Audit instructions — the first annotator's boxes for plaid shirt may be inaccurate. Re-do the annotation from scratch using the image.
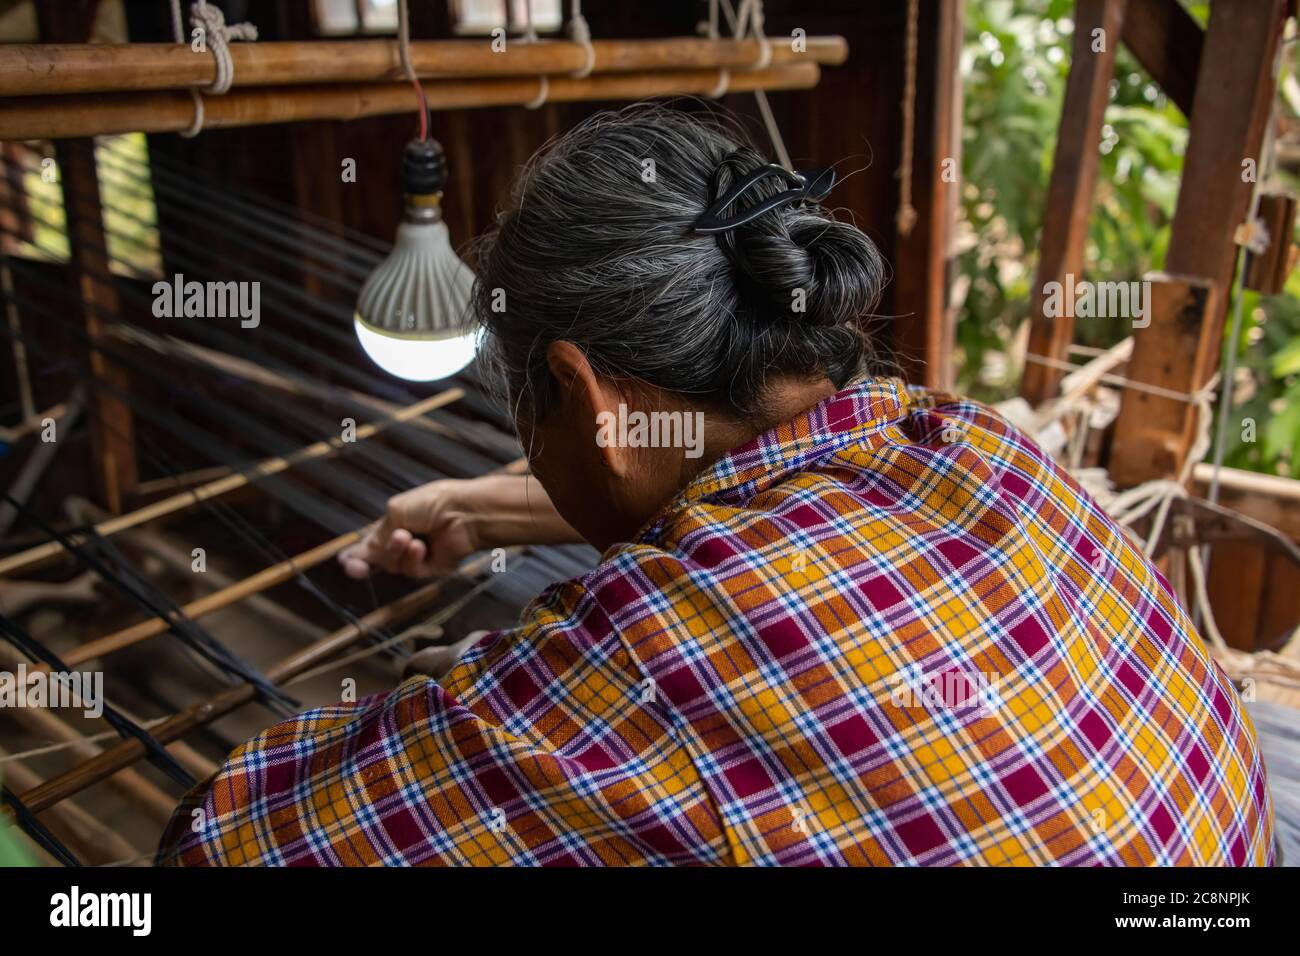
[158,379,1273,866]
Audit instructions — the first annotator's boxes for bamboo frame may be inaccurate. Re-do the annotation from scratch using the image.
[0,388,464,578]
[0,37,846,96]
[0,64,820,141]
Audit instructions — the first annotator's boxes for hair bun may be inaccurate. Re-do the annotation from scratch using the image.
[712,159,884,328]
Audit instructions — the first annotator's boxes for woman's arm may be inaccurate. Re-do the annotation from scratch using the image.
[338,473,582,580]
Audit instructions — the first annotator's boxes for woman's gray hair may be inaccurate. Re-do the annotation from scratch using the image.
[469,104,887,422]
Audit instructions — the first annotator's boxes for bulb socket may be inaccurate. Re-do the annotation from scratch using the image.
[401,138,447,196]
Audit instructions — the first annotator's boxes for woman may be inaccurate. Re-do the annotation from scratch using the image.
[159,107,1272,866]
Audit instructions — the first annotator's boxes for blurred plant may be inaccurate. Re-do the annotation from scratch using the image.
[0,779,34,866]
[958,0,1297,476]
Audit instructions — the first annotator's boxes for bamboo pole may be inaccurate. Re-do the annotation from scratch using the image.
[50,531,360,669]
[0,705,176,823]
[0,63,820,141]
[0,37,845,96]
[0,388,464,578]
[12,561,485,815]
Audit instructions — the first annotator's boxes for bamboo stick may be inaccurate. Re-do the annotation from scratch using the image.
[0,705,176,824]
[13,562,483,815]
[50,531,360,670]
[0,63,820,141]
[0,388,464,578]
[0,37,845,96]
[38,454,526,669]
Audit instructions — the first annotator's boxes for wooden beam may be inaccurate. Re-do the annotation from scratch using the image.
[1113,0,1288,485]
[1109,272,1217,487]
[1119,0,1202,117]
[0,37,848,96]
[0,64,821,140]
[1020,0,1128,405]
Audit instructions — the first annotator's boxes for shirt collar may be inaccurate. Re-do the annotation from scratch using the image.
[635,377,911,542]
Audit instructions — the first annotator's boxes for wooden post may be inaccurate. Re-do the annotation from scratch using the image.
[1243,191,1298,294]
[1118,0,1201,117]
[38,0,137,513]
[892,0,964,391]
[1111,0,1287,486]
[1109,273,1217,487]
[1020,0,1127,405]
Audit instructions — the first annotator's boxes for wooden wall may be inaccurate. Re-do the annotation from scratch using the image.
[120,0,958,386]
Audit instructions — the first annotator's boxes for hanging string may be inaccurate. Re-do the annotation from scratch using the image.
[522,0,549,110]
[702,0,729,99]
[895,0,920,235]
[566,0,595,79]
[397,0,429,140]
[167,0,258,139]
[717,0,791,170]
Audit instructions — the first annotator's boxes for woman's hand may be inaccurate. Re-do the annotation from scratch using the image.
[338,473,582,580]
[339,480,479,580]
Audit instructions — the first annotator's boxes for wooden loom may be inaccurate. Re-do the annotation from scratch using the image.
[3,0,1299,866]
[0,1,862,865]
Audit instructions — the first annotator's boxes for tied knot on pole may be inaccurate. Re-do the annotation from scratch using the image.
[190,0,259,95]
[566,10,596,79]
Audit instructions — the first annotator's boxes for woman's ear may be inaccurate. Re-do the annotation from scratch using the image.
[545,340,630,476]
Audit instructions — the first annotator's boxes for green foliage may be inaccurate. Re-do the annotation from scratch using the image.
[959,0,1297,476]
[0,772,34,866]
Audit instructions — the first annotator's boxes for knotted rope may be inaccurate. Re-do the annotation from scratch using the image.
[168,0,258,138]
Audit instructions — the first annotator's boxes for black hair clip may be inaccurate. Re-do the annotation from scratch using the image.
[693,163,836,234]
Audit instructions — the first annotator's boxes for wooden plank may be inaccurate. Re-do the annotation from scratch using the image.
[1192,463,1300,541]
[892,0,964,390]
[1243,190,1298,294]
[38,0,137,513]
[1109,272,1217,487]
[1258,551,1300,652]
[1206,539,1266,652]
[1020,0,1128,405]
[1119,0,1201,117]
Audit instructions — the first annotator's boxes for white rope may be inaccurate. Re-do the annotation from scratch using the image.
[713,0,790,168]
[1024,351,1214,404]
[521,0,548,109]
[566,0,595,79]
[702,0,729,99]
[168,0,258,138]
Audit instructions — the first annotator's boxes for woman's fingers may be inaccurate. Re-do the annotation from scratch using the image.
[399,537,430,578]
[339,549,372,580]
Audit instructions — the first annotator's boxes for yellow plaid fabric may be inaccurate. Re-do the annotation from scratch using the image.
[159,379,1273,866]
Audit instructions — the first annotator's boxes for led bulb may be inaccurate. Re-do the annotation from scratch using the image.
[353,318,480,382]
[354,139,477,382]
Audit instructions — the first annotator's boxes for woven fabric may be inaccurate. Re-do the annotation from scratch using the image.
[158,379,1273,866]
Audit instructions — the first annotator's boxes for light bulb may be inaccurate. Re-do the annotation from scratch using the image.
[353,319,480,382]
[354,138,478,382]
